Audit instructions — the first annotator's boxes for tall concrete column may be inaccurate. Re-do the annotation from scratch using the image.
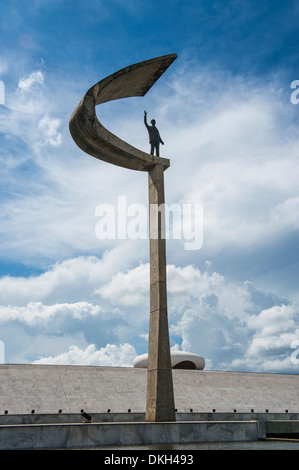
[69,54,178,422]
[146,163,175,422]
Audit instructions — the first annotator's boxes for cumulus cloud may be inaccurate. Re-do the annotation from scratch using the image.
[0,301,104,327]
[166,266,299,372]
[0,255,145,364]
[0,254,297,371]
[33,343,137,366]
[98,263,149,306]
[232,304,299,372]
[0,254,146,307]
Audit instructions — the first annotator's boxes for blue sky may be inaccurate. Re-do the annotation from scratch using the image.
[0,0,299,373]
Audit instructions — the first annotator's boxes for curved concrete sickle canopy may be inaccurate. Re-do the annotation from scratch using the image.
[69,54,177,172]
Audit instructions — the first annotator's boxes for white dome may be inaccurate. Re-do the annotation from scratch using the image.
[133,351,205,370]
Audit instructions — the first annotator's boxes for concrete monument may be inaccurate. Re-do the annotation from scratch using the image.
[69,54,177,422]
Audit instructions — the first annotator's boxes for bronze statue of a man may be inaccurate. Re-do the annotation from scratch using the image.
[144,110,164,157]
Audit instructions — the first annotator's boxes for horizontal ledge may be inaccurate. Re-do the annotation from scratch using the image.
[0,420,261,449]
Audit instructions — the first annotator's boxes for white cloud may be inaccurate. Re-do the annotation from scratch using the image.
[229,303,299,372]
[271,196,299,233]
[166,266,299,372]
[32,343,137,366]
[0,253,147,307]
[247,304,296,337]
[245,304,299,363]
[0,254,298,371]
[18,70,44,91]
[38,114,62,146]
[0,301,104,326]
[98,263,149,306]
